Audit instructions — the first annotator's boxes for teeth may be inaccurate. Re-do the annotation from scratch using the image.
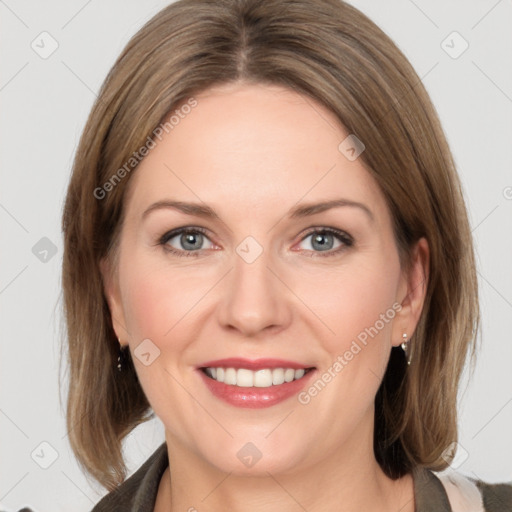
[272,368,285,385]
[224,368,237,385]
[204,367,309,388]
[237,369,253,387]
[254,369,272,387]
[284,368,295,382]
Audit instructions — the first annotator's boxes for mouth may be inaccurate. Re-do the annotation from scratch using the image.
[197,358,316,408]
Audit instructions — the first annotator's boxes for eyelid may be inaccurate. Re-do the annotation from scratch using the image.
[158,226,211,245]
[298,226,353,243]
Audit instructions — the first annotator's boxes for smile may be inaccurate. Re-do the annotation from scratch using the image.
[197,358,316,408]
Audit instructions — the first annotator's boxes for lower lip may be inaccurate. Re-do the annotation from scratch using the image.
[198,369,316,408]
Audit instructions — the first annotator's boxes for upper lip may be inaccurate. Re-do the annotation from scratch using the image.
[199,358,315,370]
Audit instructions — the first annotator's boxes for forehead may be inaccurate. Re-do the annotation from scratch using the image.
[124,82,386,223]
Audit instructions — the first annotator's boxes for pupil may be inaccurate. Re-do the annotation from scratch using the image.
[182,232,202,250]
[313,233,333,251]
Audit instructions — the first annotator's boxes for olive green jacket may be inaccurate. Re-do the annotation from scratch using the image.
[85,442,512,511]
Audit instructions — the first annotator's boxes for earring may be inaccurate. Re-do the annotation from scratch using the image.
[117,339,124,372]
[401,333,411,366]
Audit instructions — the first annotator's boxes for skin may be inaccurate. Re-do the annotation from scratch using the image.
[101,81,429,512]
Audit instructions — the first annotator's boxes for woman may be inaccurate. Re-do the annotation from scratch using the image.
[58,0,512,510]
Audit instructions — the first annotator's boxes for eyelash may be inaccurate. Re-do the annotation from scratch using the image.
[158,226,354,258]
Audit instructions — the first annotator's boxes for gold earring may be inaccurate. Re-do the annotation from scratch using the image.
[401,333,411,366]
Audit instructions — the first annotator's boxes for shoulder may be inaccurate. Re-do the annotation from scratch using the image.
[470,474,512,512]
[91,442,169,512]
[429,467,512,512]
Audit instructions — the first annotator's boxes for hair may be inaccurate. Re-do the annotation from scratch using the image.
[61,0,479,491]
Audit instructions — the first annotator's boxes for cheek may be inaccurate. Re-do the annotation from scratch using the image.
[119,253,208,344]
[121,274,172,343]
[314,257,401,360]
[118,256,208,435]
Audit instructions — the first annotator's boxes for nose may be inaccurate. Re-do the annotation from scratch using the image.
[216,248,293,337]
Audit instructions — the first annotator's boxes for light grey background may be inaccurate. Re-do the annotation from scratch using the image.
[1,1,511,510]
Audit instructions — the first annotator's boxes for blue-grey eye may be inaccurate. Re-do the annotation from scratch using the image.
[298,229,352,253]
[162,229,214,252]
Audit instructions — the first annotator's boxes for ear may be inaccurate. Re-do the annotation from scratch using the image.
[99,256,130,346]
[391,237,430,347]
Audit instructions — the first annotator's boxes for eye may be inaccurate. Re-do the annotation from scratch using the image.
[159,227,215,257]
[158,226,353,258]
[296,228,353,256]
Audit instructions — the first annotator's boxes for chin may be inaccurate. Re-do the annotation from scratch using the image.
[194,434,309,477]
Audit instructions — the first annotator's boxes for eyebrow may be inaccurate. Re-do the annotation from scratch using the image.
[141,198,374,222]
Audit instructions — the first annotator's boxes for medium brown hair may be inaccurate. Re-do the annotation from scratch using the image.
[61,0,479,491]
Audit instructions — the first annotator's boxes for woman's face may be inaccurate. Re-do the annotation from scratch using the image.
[103,82,426,476]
